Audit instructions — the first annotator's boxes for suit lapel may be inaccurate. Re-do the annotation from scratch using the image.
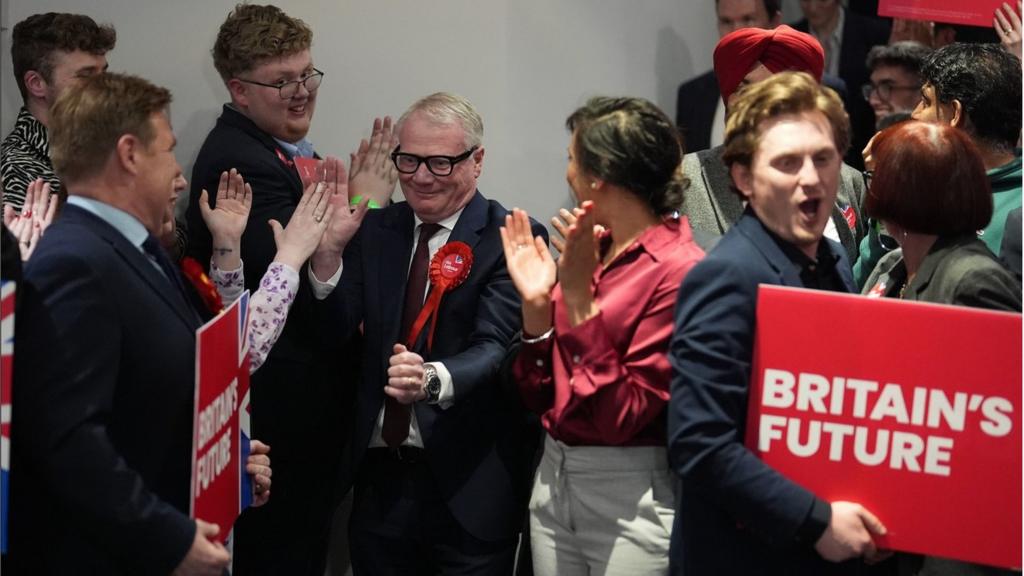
[220,105,304,194]
[734,211,804,287]
[65,206,201,331]
[377,203,416,347]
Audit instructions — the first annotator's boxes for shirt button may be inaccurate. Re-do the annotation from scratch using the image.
[535,359,544,367]
[569,377,575,387]
[572,354,581,364]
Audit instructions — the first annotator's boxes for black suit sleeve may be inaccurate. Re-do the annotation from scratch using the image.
[668,257,830,548]
[14,251,194,572]
[443,220,549,402]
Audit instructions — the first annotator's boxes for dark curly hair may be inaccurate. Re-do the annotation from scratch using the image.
[11,13,116,101]
[212,4,313,82]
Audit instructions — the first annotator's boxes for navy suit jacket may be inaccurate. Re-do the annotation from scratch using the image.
[667,209,879,575]
[10,205,200,574]
[676,69,720,153]
[325,190,545,542]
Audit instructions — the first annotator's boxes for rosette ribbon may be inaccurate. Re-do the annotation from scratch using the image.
[181,256,224,315]
[405,241,473,352]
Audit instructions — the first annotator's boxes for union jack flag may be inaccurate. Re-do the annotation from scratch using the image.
[1,281,16,553]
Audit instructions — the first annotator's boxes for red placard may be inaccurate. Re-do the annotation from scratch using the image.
[746,285,1021,569]
[879,0,1004,28]
[190,293,251,542]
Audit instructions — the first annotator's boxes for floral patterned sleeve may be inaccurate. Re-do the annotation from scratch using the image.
[210,260,299,373]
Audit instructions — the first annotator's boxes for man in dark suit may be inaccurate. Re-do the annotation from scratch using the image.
[185,6,393,572]
[792,0,891,169]
[681,25,867,264]
[310,92,545,575]
[675,0,781,153]
[9,73,273,574]
[668,72,889,575]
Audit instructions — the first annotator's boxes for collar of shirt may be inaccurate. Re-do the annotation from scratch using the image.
[411,207,465,256]
[11,107,49,160]
[273,137,315,159]
[762,222,840,283]
[66,195,150,253]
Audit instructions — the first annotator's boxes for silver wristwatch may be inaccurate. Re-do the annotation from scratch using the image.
[423,364,442,404]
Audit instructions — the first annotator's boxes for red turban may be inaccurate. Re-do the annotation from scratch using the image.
[713,25,825,103]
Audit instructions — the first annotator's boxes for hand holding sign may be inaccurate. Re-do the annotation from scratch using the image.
[815,501,889,563]
[246,440,271,507]
[172,519,230,576]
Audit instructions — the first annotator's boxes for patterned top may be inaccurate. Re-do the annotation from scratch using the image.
[2,108,62,210]
[210,260,299,373]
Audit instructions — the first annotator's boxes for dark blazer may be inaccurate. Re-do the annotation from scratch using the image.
[862,234,1022,312]
[793,11,891,169]
[325,190,545,542]
[676,69,720,153]
[680,145,867,264]
[185,104,353,573]
[668,209,874,575]
[10,205,200,574]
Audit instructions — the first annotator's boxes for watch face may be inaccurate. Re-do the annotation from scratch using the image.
[427,376,441,394]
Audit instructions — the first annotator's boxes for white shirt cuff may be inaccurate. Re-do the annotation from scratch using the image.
[308,259,343,300]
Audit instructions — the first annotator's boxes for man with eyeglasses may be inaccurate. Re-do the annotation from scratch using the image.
[184,5,384,574]
[862,41,931,130]
[310,92,546,575]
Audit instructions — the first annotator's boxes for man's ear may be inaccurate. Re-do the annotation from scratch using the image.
[23,70,48,100]
[948,99,965,129]
[471,146,485,178]
[227,78,249,108]
[730,162,754,200]
[115,133,144,176]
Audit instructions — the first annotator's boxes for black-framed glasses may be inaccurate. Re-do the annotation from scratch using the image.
[861,81,920,102]
[390,146,477,177]
[237,68,324,100]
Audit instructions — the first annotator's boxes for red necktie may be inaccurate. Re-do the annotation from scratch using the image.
[382,222,442,448]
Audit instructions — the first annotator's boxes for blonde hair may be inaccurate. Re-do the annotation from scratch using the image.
[50,72,171,184]
[722,71,849,170]
[396,92,484,149]
[212,4,312,82]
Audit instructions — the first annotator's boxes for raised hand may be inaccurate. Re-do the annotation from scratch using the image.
[349,116,399,208]
[557,201,601,327]
[3,178,58,261]
[269,176,333,270]
[501,208,556,338]
[198,169,252,271]
[995,2,1022,61]
[311,156,370,280]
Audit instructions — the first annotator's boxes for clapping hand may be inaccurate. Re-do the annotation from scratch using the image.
[349,116,399,208]
[3,178,58,261]
[269,175,334,270]
[557,201,601,327]
[198,169,252,270]
[500,208,556,338]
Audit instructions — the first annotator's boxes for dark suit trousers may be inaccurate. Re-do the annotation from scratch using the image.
[349,448,517,576]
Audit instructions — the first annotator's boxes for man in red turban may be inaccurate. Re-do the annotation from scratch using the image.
[714,24,825,105]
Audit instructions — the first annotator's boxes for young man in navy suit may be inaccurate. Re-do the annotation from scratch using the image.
[668,72,890,575]
[10,72,271,575]
[311,92,546,575]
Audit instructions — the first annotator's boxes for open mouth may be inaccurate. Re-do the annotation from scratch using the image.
[288,103,307,115]
[798,198,821,218]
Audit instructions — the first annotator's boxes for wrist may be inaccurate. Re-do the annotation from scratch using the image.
[273,248,305,271]
[310,250,341,280]
[522,298,552,337]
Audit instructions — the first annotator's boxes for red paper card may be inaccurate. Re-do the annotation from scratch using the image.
[746,285,1021,569]
[879,0,1004,28]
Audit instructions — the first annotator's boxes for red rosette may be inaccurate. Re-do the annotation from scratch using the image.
[405,241,474,352]
[180,256,224,315]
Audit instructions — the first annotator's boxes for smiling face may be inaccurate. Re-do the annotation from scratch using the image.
[868,64,922,122]
[231,49,317,143]
[397,111,484,223]
[731,110,841,257]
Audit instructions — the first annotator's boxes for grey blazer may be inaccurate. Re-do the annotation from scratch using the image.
[861,234,1021,312]
[680,145,867,264]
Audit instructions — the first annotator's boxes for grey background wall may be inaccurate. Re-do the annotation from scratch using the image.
[0,0,718,225]
[0,0,805,227]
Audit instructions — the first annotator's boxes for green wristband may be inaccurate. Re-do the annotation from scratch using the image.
[350,195,382,209]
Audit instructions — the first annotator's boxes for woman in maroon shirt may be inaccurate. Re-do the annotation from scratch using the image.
[500,97,705,575]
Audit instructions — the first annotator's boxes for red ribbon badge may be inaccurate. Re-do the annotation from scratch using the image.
[181,257,224,315]
[406,241,473,352]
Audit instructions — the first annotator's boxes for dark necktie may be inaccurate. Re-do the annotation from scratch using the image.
[383,222,442,448]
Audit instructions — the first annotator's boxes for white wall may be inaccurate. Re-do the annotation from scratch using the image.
[0,0,719,227]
